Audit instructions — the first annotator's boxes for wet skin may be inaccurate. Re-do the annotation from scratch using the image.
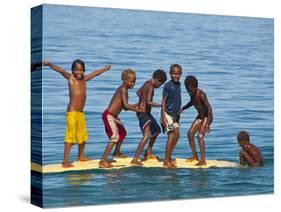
[239,141,263,167]
[182,85,213,166]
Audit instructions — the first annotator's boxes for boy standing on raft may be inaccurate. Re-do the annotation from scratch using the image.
[43,60,111,168]
[237,131,263,167]
[131,69,167,166]
[181,75,213,166]
[161,64,182,168]
[99,69,144,168]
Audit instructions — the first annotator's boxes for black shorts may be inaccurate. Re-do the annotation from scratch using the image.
[136,113,161,137]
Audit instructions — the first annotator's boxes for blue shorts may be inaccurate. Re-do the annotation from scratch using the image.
[136,113,161,137]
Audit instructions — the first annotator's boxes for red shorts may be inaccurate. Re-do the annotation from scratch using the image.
[102,110,126,143]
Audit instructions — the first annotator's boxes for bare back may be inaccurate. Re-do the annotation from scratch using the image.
[67,75,86,112]
[244,143,263,165]
[137,80,154,113]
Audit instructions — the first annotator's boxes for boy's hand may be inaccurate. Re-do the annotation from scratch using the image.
[136,106,145,113]
[204,125,210,134]
[180,108,184,113]
[104,65,111,71]
[42,60,49,66]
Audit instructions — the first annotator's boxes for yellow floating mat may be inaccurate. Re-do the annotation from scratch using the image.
[31,158,240,174]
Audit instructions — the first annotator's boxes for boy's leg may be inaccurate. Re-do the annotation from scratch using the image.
[62,142,74,168]
[144,115,161,160]
[170,127,180,163]
[77,142,90,162]
[99,142,116,168]
[112,122,127,158]
[196,118,208,166]
[239,150,255,167]
[113,142,127,158]
[131,126,151,166]
[163,131,177,168]
[144,134,159,160]
[186,119,201,162]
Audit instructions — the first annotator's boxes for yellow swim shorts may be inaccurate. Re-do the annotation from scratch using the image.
[64,112,88,144]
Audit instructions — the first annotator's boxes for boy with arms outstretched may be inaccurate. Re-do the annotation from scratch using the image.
[131,69,167,166]
[161,64,182,168]
[99,69,144,168]
[237,131,263,167]
[181,75,213,166]
[43,60,111,168]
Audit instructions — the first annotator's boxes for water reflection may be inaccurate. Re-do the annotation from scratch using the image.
[61,172,94,206]
[66,173,93,185]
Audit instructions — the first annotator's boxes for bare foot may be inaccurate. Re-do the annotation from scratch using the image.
[143,154,160,161]
[168,158,177,165]
[99,161,113,168]
[170,159,177,165]
[130,160,143,166]
[77,156,91,162]
[163,161,177,169]
[186,157,198,162]
[62,162,74,168]
[113,153,128,158]
[195,160,207,166]
[106,159,117,163]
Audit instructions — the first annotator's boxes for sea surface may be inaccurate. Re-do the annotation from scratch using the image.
[31,4,274,208]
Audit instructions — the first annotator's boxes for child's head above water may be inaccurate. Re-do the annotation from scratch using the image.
[71,59,85,80]
[122,69,136,89]
[170,64,182,82]
[184,75,198,96]
[237,130,250,146]
[152,69,167,88]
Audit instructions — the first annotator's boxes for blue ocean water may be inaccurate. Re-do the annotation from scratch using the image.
[31,4,273,208]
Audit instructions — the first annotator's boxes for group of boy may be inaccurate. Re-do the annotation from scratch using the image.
[42,59,263,169]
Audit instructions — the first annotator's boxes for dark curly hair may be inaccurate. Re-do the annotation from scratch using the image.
[71,59,85,72]
[153,69,167,83]
[184,75,198,89]
[237,131,250,142]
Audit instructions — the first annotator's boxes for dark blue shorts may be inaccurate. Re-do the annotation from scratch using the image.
[136,113,161,137]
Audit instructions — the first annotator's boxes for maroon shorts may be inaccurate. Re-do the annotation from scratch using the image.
[102,110,126,143]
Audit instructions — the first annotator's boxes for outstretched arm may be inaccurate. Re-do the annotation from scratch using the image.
[147,86,161,107]
[43,61,71,79]
[84,65,111,81]
[120,87,144,113]
[181,101,193,112]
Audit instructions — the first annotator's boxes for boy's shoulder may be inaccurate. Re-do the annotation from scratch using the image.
[249,143,259,150]
[245,143,258,151]
[198,89,207,97]
[164,80,173,87]
[120,84,129,93]
[164,80,181,88]
[142,80,150,86]
[145,80,153,88]
[114,84,124,93]
[68,74,77,82]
